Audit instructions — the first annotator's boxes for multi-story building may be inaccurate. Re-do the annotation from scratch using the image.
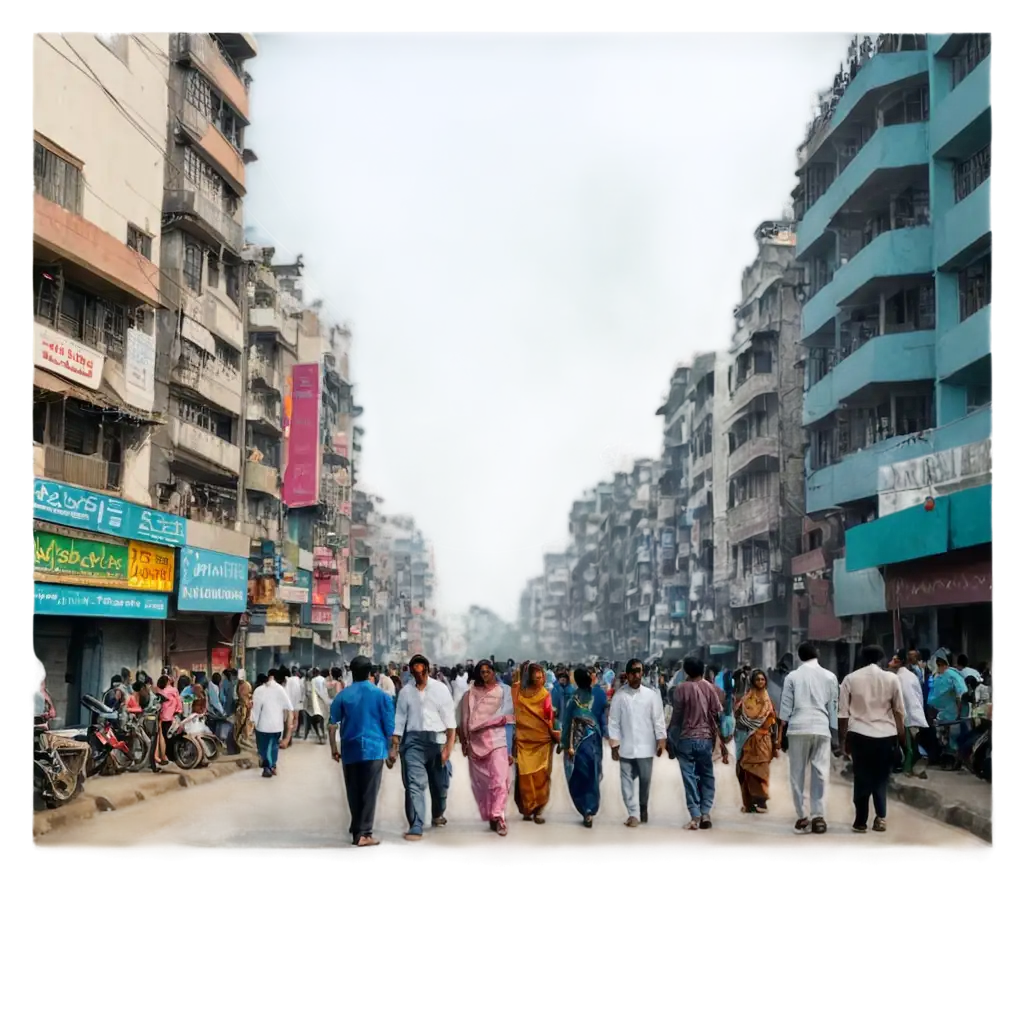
[539,552,571,658]
[792,33,991,666]
[518,576,546,654]
[33,34,174,719]
[722,221,805,670]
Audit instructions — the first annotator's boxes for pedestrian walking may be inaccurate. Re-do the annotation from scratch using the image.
[732,669,780,814]
[303,669,330,743]
[284,666,304,744]
[389,654,456,841]
[456,659,515,836]
[561,666,608,828]
[668,656,727,830]
[251,667,294,778]
[512,662,558,824]
[234,675,255,755]
[890,649,929,778]
[928,651,968,768]
[838,646,906,833]
[375,666,397,703]
[329,656,394,847]
[550,667,577,784]
[608,658,666,827]
[779,642,838,834]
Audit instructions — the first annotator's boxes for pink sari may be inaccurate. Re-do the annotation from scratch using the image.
[461,684,511,822]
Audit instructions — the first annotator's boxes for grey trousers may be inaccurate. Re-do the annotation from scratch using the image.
[619,757,653,818]
[787,733,831,819]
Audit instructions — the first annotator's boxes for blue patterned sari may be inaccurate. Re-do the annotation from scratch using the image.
[563,688,606,818]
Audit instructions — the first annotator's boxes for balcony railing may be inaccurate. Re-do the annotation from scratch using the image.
[43,445,121,493]
[951,34,990,89]
[164,187,243,253]
[955,144,991,203]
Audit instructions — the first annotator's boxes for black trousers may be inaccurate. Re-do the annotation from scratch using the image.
[848,732,895,826]
[343,759,384,841]
[303,714,326,741]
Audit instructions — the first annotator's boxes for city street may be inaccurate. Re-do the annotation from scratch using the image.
[38,739,983,848]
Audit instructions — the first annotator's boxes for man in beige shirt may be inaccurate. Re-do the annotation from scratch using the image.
[838,645,906,833]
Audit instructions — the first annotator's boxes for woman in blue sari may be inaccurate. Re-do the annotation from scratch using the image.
[562,667,607,828]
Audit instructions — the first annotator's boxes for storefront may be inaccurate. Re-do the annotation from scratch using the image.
[33,477,184,726]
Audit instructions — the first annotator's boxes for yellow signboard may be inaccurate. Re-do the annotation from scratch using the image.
[128,541,175,592]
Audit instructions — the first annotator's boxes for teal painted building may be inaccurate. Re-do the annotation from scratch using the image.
[791,34,991,660]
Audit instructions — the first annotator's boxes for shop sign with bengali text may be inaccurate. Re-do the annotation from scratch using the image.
[34,322,104,389]
[35,530,174,593]
[178,546,249,612]
[34,583,168,618]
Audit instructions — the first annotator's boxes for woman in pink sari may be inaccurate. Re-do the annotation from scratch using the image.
[457,660,515,836]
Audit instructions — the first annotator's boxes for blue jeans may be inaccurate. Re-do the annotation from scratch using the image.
[675,736,716,818]
[255,730,281,770]
[400,732,449,834]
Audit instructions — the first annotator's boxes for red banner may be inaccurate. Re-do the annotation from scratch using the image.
[282,363,321,507]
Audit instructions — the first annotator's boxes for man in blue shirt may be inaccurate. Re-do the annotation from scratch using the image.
[329,655,395,847]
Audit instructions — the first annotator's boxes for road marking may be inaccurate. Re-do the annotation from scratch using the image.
[140,819,180,835]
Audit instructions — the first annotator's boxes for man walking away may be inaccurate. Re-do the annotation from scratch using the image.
[329,656,394,847]
[284,666,304,745]
[251,667,294,777]
[609,658,667,826]
[668,656,727,830]
[890,650,930,778]
[779,642,839,834]
[838,646,906,833]
[389,654,457,840]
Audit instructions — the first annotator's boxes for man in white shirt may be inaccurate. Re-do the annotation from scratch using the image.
[779,642,839,834]
[890,649,929,779]
[283,665,304,744]
[451,665,470,706]
[389,654,457,840]
[375,666,396,701]
[609,659,667,826]
[251,667,294,777]
[838,645,906,833]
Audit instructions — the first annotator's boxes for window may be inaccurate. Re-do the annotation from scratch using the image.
[207,257,220,289]
[955,145,991,203]
[34,140,83,215]
[966,385,991,414]
[182,145,223,203]
[183,243,203,294]
[96,34,129,62]
[127,225,152,260]
[894,394,933,436]
[881,86,929,127]
[224,263,240,306]
[959,254,992,321]
[951,34,991,89]
[185,70,214,121]
[33,402,47,445]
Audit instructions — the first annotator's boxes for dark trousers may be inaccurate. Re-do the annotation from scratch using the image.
[303,714,326,741]
[343,759,384,841]
[848,732,895,826]
[399,732,449,834]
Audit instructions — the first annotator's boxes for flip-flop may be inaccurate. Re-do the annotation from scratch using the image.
[497,819,508,836]
[794,818,811,832]
[699,817,713,829]
[685,819,701,830]
[356,836,380,847]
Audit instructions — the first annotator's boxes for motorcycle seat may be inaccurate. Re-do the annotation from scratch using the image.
[81,694,117,717]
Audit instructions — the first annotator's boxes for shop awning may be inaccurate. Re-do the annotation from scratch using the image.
[34,368,164,424]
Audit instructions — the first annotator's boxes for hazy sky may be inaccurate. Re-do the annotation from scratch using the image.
[245,32,850,622]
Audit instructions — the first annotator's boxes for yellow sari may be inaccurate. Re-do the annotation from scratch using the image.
[513,679,555,816]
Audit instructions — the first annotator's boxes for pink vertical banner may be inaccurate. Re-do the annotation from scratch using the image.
[282,363,322,507]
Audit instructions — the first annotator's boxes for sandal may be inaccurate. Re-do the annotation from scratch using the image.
[534,815,546,825]
[583,816,593,828]
[685,819,701,830]
[811,817,827,834]
[872,817,887,832]
[497,819,508,837]
[794,818,811,833]
[753,806,768,814]
[699,816,713,830]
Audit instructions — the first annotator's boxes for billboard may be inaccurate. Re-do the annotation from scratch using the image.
[281,363,321,507]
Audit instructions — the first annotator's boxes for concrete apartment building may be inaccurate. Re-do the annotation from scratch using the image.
[721,221,805,670]
[793,33,991,667]
[33,34,178,718]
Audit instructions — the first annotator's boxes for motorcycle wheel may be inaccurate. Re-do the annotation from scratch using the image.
[127,732,152,773]
[106,746,131,775]
[36,761,80,808]
[199,734,220,762]
[172,735,203,771]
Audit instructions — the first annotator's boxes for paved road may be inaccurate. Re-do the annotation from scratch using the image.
[38,738,984,848]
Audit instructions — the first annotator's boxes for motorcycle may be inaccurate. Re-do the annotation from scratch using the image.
[33,717,87,809]
[164,712,206,770]
[78,695,132,776]
[122,704,157,773]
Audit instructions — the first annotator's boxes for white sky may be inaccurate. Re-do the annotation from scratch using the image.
[244,32,851,621]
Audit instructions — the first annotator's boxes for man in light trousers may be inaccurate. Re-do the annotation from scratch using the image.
[779,642,839,835]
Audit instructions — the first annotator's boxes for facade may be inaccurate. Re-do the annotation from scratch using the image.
[721,221,805,670]
[792,33,991,667]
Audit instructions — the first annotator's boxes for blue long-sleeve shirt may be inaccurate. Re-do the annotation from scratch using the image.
[329,680,395,763]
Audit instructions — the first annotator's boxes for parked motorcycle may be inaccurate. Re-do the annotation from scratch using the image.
[79,695,131,776]
[34,717,86,809]
[164,712,206,770]
[123,705,156,773]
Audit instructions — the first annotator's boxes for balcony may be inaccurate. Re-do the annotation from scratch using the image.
[726,496,773,544]
[177,101,246,196]
[937,305,989,384]
[170,358,242,416]
[936,178,990,271]
[164,186,243,254]
[248,305,299,348]
[246,395,283,435]
[727,435,778,479]
[932,55,990,159]
[728,371,776,419]
[248,351,282,393]
[797,122,930,259]
[177,290,243,351]
[185,517,250,558]
[169,416,241,476]
[244,460,281,498]
[790,547,827,577]
[803,330,935,426]
[691,448,713,479]
[171,33,250,121]
[834,226,933,307]
[729,572,775,609]
[42,444,121,493]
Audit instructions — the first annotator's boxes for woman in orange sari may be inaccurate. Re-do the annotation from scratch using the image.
[513,662,557,823]
[733,668,780,813]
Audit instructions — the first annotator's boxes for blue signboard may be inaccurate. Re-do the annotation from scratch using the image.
[35,583,169,618]
[34,478,187,548]
[177,546,248,612]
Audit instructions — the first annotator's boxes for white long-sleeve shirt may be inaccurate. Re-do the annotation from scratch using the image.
[608,684,666,759]
[896,666,928,728]
[394,678,456,743]
[779,659,839,738]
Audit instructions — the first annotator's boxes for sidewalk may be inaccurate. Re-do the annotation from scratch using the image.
[831,755,992,843]
[33,754,256,839]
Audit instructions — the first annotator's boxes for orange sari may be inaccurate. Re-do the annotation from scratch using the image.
[512,682,554,816]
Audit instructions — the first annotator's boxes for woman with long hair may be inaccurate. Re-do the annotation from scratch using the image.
[512,662,557,823]
[562,666,607,828]
[732,668,780,813]
[234,676,256,754]
[457,659,515,836]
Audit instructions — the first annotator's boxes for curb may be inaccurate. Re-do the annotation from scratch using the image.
[33,756,255,839]
[830,760,991,843]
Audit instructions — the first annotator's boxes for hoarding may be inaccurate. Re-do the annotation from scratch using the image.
[178,546,249,612]
[281,363,321,507]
